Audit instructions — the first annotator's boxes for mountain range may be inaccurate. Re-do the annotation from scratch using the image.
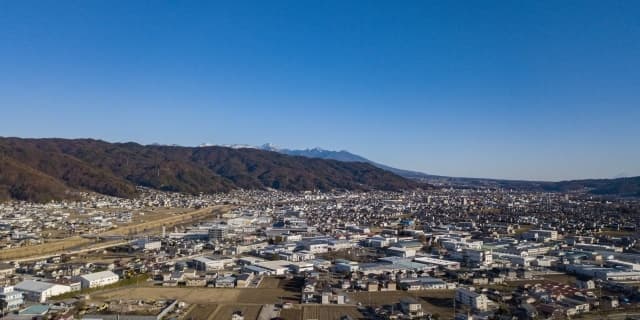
[0,138,637,202]
[0,137,420,202]
[256,144,434,180]
[250,143,640,197]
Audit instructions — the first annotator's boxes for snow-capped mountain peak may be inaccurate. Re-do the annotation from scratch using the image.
[259,143,281,152]
[198,143,257,149]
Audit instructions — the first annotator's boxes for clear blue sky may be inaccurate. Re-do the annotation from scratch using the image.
[1,1,639,181]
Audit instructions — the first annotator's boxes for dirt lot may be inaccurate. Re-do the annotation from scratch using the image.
[258,276,282,289]
[237,287,299,304]
[302,305,365,320]
[213,305,262,320]
[0,236,91,260]
[184,304,219,320]
[348,290,455,318]
[101,206,228,236]
[279,308,303,320]
[277,305,366,320]
[91,287,298,305]
[93,287,240,304]
[541,273,577,285]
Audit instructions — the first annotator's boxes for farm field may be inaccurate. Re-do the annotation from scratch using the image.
[348,290,455,318]
[0,236,92,260]
[184,304,219,320]
[279,308,303,320]
[213,304,262,320]
[101,206,228,236]
[301,305,365,320]
[91,287,298,305]
[258,276,281,289]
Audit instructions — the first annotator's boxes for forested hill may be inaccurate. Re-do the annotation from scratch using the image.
[0,137,420,202]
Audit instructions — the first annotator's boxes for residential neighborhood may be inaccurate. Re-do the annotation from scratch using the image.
[0,187,639,319]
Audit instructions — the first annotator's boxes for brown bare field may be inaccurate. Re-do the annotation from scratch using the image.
[0,236,91,260]
[184,304,219,320]
[597,229,636,237]
[513,224,534,235]
[258,277,281,289]
[130,208,191,224]
[212,305,262,320]
[184,304,266,320]
[91,287,298,305]
[302,305,365,320]
[542,273,577,284]
[237,287,299,304]
[92,287,240,304]
[279,308,303,320]
[348,290,454,318]
[101,206,228,236]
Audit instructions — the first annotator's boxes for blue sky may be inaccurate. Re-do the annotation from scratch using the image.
[1,1,639,181]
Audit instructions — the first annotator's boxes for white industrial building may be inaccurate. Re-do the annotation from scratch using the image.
[413,256,461,270]
[14,280,71,303]
[192,257,225,271]
[253,260,291,275]
[79,271,120,289]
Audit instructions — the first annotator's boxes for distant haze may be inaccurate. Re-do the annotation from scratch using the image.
[1,1,639,181]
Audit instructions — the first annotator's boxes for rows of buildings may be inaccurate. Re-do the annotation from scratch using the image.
[0,187,639,319]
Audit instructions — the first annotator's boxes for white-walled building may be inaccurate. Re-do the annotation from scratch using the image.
[79,271,119,289]
[413,256,461,270]
[192,257,225,271]
[0,286,24,311]
[14,280,71,303]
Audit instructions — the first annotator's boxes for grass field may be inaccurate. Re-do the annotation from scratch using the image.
[348,290,454,318]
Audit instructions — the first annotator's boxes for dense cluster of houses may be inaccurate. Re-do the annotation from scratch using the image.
[0,188,638,319]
